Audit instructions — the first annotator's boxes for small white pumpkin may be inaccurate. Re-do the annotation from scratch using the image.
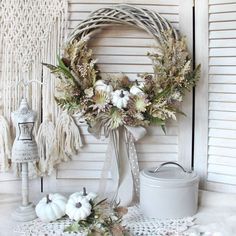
[66,195,92,221]
[94,80,113,94]
[112,89,130,109]
[69,187,97,201]
[35,193,67,222]
[130,81,144,95]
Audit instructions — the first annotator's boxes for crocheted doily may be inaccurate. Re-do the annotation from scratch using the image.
[14,206,195,236]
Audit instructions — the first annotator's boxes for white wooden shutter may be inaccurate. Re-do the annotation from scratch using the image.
[195,0,236,192]
[0,0,194,194]
[44,0,194,193]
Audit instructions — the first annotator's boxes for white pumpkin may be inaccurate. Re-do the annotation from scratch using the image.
[94,80,113,94]
[66,195,92,221]
[112,90,130,109]
[69,187,97,201]
[35,193,67,222]
[130,81,144,95]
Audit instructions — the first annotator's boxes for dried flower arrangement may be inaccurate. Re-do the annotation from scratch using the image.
[64,197,129,235]
[44,30,200,134]
[35,188,129,235]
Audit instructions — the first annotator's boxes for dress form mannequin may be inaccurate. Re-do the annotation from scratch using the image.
[11,98,39,221]
[11,98,38,163]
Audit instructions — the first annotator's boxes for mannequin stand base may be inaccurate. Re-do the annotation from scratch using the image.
[12,202,37,222]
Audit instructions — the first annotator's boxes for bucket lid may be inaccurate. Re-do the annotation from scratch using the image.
[140,162,199,187]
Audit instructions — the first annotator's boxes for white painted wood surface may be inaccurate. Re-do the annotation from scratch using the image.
[195,0,236,192]
[0,0,194,194]
[43,0,194,194]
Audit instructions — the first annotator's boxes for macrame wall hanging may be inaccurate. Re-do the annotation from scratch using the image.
[0,0,68,175]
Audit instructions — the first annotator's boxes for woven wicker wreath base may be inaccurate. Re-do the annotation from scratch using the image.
[67,4,178,45]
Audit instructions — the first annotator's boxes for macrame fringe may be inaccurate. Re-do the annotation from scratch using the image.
[0,0,68,176]
[53,112,83,164]
[36,114,56,176]
[0,115,11,171]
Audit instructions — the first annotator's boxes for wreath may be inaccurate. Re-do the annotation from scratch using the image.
[45,4,200,134]
[44,4,200,205]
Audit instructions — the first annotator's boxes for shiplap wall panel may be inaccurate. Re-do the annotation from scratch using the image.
[0,0,193,194]
[195,0,236,192]
[43,0,193,193]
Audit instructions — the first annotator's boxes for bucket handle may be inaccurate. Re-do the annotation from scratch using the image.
[150,161,192,174]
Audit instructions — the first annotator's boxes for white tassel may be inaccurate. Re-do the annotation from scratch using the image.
[0,115,11,171]
[36,113,56,176]
[53,112,83,163]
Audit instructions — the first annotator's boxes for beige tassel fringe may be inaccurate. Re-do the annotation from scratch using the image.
[0,114,11,171]
[36,114,56,176]
[53,112,83,164]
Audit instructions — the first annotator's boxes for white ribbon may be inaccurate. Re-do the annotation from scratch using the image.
[97,125,147,206]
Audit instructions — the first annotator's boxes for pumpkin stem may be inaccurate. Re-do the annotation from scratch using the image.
[83,187,87,196]
[120,90,125,98]
[46,194,51,204]
[76,202,82,208]
[135,80,139,86]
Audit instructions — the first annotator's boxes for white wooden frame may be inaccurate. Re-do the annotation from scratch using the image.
[194,0,209,188]
[43,0,195,194]
[0,0,196,194]
[178,0,194,169]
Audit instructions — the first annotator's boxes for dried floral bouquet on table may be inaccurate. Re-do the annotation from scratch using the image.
[64,192,129,235]
[34,188,129,235]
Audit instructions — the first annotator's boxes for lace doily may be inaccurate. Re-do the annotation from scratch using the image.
[14,206,195,236]
[122,207,195,236]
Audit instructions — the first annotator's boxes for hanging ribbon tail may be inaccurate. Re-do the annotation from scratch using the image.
[36,115,56,176]
[124,126,147,203]
[0,115,12,171]
[53,112,83,164]
[98,129,120,202]
[98,125,147,207]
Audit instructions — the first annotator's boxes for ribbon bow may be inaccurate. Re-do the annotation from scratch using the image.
[90,124,147,206]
